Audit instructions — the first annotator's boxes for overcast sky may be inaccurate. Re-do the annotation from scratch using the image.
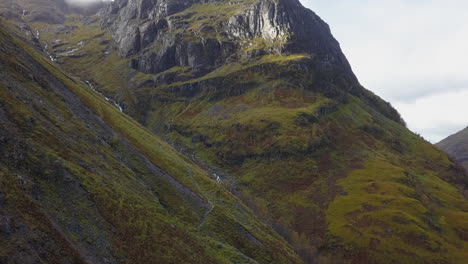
[300,0,468,143]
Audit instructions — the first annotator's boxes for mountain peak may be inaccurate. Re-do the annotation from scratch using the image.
[103,0,355,80]
[102,0,406,125]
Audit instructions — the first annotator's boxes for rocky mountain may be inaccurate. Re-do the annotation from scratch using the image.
[1,0,468,263]
[438,127,468,171]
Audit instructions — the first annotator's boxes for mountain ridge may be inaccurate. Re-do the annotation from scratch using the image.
[438,126,468,171]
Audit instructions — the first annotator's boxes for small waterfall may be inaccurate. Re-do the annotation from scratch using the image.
[85,81,124,113]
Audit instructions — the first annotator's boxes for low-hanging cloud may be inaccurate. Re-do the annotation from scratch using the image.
[300,0,468,142]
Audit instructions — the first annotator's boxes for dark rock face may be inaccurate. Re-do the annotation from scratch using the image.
[103,0,357,84]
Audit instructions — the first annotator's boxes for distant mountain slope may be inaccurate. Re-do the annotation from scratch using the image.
[438,127,468,171]
[0,21,302,264]
[0,0,104,23]
[2,0,468,263]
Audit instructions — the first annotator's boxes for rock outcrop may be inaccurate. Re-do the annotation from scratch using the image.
[103,0,356,82]
[100,0,404,126]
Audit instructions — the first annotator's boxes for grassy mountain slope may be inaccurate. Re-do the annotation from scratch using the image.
[155,64,468,263]
[2,0,468,263]
[438,127,468,171]
[0,22,302,264]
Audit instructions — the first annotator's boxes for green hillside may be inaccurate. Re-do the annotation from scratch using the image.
[0,22,301,264]
[1,0,468,263]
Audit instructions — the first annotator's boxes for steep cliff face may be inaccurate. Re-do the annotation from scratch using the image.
[2,0,468,263]
[438,127,468,171]
[101,0,404,123]
[103,0,357,86]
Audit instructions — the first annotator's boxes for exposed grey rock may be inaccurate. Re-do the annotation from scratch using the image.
[119,25,141,56]
[99,0,403,124]
[102,0,357,84]
[55,25,78,35]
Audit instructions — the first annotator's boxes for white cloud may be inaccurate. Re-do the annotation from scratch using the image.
[394,89,468,142]
[300,0,468,142]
